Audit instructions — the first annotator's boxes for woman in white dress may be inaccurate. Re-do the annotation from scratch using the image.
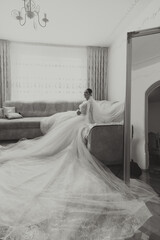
[0,88,159,240]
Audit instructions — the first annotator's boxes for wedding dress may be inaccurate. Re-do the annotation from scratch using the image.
[0,97,159,240]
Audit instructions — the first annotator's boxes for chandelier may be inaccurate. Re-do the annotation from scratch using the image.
[11,0,49,29]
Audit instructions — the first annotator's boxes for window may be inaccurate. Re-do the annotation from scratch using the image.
[10,42,87,101]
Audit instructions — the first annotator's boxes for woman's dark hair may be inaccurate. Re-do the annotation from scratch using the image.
[86,88,92,95]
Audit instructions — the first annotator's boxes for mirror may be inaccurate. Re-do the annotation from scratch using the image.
[124,27,160,184]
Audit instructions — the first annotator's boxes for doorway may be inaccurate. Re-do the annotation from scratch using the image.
[145,81,160,174]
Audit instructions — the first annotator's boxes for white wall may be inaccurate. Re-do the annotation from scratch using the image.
[107,0,160,169]
[131,62,160,169]
[108,0,160,101]
[148,101,160,133]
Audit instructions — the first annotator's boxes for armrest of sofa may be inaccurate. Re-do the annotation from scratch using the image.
[86,124,124,166]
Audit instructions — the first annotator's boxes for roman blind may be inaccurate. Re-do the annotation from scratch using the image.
[10,42,87,101]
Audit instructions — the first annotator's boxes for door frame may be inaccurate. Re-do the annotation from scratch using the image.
[124,27,160,184]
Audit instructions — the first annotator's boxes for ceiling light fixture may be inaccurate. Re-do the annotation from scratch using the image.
[11,0,49,29]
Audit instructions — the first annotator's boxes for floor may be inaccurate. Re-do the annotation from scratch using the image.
[126,170,160,240]
[0,141,160,240]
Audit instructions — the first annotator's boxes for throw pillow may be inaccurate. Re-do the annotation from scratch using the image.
[3,107,15,117]
[6,112,23,119]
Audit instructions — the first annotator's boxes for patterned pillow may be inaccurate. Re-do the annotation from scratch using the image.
[6,112,23,119]
[3,107,15,117]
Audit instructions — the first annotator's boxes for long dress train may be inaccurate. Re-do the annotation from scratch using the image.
[0,97,159,240]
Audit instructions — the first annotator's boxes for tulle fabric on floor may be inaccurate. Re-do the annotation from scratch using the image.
[0,99,159,240]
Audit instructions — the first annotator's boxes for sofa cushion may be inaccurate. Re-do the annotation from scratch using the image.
[54,102,80,112]
[3,102,56,117]
[4,101,81,117]
[0,117,44,129]
[0,128,42,141]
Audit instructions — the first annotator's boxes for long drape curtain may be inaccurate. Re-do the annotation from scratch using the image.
[87,47,108,100]
[0,40,11,107]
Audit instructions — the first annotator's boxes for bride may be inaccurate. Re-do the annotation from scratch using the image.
[0,88,159,240]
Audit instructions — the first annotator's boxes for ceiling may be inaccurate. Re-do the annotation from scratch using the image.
[0,0,151,46]
[131,32,160,102]
[132,32,160,70]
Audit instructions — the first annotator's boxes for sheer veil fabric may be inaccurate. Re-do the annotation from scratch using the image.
[0,97,159,240]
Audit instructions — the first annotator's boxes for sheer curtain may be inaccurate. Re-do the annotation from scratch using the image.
[87,47,108,100]
[0,40,11,107]
[10,43,87,101]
